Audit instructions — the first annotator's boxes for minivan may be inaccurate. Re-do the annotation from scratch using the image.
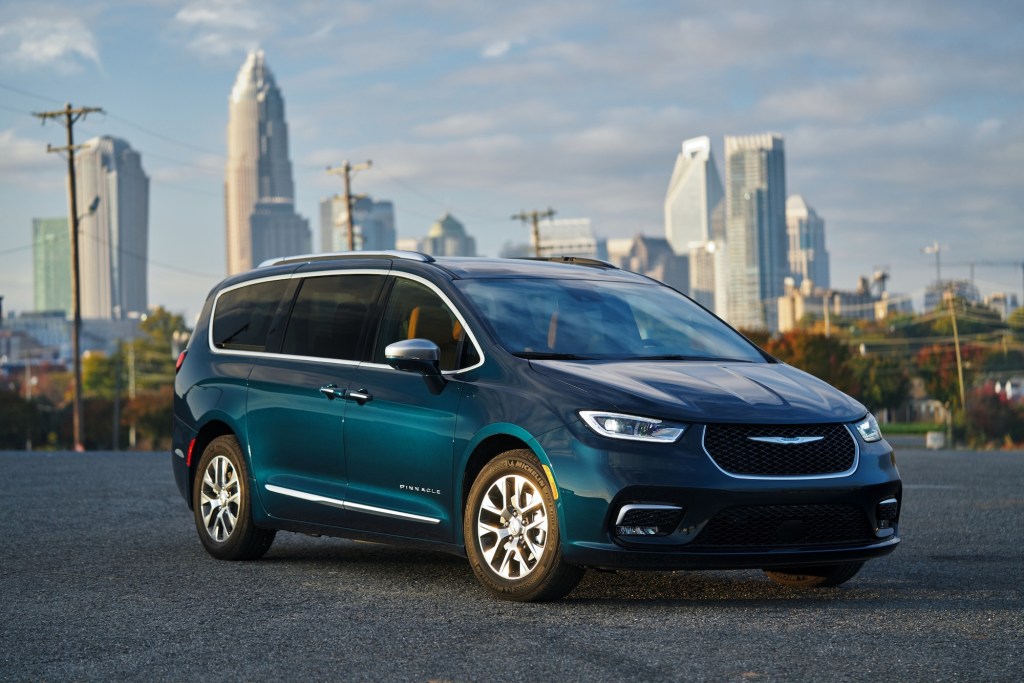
[172,252,900,601]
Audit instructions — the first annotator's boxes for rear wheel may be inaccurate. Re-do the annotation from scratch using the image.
[464,450,584,601]
[192,435,275,560]
[763,562,864,587]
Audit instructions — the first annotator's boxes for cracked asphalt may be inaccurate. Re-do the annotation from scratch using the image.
[1,448,1021,682]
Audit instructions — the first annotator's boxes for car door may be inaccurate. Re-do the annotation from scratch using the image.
[341,275,479,542]
[247,272,387,526]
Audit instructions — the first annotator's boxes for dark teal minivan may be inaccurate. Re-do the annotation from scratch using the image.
[172,252,900,601]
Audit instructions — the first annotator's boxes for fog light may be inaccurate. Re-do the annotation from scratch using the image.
[614,504,684,537]
[875,497,899,537]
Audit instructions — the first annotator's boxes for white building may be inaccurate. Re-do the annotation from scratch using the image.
[225,50,309,273]
[664,136,724,252]
[786,195,830,290]
[74,136,149,320]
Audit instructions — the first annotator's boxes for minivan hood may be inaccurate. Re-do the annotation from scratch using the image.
[530,360,866,424]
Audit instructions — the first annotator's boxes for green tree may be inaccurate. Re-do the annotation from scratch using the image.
[765,331,855,393]
[846,354,911,414]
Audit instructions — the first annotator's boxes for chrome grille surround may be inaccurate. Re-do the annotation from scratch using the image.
[701,423,859,479]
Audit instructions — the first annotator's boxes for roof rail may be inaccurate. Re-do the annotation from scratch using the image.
[259,250,435,267]
[517,256,619,269]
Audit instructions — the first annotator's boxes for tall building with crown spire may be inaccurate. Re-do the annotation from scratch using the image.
[225,50,309,274]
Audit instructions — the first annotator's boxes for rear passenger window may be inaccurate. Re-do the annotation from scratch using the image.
[281,275,385,360]
[212,279,290,352]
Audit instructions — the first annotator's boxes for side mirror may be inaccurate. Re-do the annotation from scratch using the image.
[385,339,445,394]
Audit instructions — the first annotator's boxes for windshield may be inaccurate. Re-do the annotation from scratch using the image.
[455,278,766,362]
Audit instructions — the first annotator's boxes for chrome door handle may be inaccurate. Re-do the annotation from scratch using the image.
[319,384,345,400]
[345,389,372,404]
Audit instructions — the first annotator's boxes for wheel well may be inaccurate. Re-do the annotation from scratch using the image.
[461,434,533,513]
[186,420,235,508]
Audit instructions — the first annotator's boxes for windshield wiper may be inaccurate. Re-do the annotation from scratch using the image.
[513,352,595,361]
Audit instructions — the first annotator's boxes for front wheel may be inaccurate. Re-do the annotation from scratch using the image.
[464,450,584,601]
[192,435,276,561]
[763,562,864,588]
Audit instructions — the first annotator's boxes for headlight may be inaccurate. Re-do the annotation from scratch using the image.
[855,414,883,442]
[579,411,687,443]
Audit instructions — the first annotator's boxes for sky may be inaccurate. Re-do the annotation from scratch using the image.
[1,0,1022,323]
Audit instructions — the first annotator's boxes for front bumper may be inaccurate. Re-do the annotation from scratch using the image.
[543,423,902,571]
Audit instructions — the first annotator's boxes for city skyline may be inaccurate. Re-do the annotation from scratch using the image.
[1,2,1022,321]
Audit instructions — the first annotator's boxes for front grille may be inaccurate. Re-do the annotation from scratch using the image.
[703,423,856,476]
[688,504,874,548]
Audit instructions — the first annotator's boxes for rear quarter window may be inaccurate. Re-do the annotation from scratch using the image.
[211,279,290,352]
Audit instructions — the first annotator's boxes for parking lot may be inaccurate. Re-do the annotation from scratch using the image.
[1,448,1021,682]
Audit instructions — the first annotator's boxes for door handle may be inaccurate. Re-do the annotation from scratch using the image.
[344,389,373,404]
[319,384,345,400]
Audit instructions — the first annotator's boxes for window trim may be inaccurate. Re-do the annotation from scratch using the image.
[207,269,486,374]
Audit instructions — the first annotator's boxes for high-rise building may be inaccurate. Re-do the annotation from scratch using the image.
[786,195,830,290]
[32,217,70,315]
[724,134,789,330]
[664,136,724,251]
[420,213,476,257]
[74,136,149,319]
[319,196,396,252]
[225,49,310,273]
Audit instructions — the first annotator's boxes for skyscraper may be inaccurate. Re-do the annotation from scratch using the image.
[664,136,726,310]
[786,195,830,289]
[32,217,70,315]
[320,195,396,252]
[225,50,310,273]
[724,134,789,330]
[74,136,149,319]
[664,136,724,251]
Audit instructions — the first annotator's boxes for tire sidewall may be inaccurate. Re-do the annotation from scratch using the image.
[192,435,255,559]
[464,452,565,600]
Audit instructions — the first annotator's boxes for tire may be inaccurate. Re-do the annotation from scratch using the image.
[192,435,276,561]
[763,561,864,588]
[464,450,584,601]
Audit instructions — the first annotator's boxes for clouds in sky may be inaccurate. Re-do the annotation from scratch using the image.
[0,11,100,73]
[0,0,1022,317]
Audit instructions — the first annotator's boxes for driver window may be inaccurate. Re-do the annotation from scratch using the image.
[374,279,475,371]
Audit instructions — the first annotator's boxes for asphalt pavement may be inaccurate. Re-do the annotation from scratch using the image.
[0,448,1021,682]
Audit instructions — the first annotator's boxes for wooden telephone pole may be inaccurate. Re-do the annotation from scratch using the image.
[326,161,372,250]
[33,103,103,452]
[511,208,556,257]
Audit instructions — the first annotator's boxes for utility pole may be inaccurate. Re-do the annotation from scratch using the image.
[34,103,103,452]
[326,161,372,251]
[947,287,966,412]
[511,208,556,257]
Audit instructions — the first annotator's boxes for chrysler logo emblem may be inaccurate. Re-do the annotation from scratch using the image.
[747,435,825,445]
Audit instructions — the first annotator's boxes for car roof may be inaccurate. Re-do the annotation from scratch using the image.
[241,251,655,285]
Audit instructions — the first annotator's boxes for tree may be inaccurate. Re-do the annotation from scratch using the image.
[765,331,855,393]
[846,354,911,415]
[914,343,987,410]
